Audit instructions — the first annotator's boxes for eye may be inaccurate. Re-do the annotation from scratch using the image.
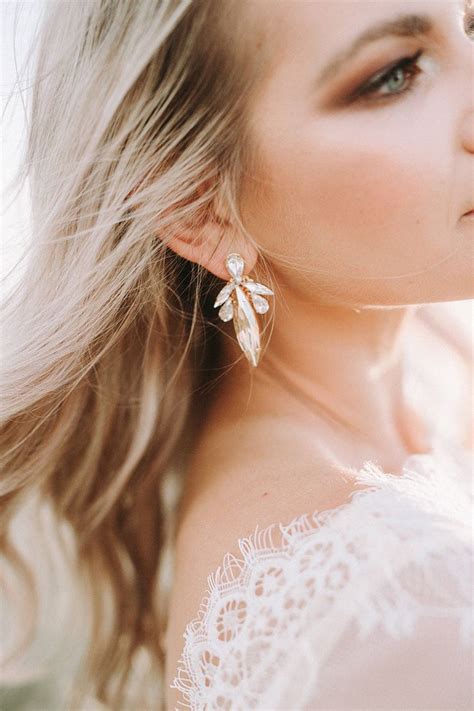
[348,49,425,104]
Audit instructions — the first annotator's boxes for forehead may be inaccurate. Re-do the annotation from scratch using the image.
[239,0,460,107]
[243,0,458,57]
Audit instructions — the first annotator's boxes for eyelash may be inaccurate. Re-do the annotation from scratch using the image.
[350,49,424,104]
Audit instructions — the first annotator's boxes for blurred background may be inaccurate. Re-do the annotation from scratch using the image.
[2,1,45,301]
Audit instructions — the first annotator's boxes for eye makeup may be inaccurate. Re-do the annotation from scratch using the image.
[345,49,424,104]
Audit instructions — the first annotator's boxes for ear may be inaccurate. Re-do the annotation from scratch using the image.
[164,188,258,281]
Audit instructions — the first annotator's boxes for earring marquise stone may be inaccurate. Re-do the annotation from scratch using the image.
[213,253,274,367]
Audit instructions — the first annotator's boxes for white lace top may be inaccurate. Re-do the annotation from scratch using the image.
[169,308,473,710]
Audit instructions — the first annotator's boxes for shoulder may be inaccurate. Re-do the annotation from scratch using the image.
[174,415,359,564]
[163,416,360,707]
[176,413,358,530]
[164,414,473,708]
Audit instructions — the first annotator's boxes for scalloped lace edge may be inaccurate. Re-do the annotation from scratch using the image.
[169,443,472,708]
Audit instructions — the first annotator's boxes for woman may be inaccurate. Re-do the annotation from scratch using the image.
[1,0,473,709]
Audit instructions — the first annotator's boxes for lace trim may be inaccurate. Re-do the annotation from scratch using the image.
[170,444,473,710]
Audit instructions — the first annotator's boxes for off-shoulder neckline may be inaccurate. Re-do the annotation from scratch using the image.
[169,437,472,706]
[186,438,468,585]
[169,306,471,704]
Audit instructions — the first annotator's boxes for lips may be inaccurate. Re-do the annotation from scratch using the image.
[463,210,474,216]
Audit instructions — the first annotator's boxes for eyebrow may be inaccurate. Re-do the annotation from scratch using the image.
[315,13,434,88]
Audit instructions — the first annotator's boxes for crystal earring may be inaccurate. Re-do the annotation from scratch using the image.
[213,252,274,367]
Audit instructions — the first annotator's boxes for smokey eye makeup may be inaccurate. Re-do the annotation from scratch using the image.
[343,49,425,105]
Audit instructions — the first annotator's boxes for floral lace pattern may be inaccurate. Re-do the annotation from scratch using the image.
[170,442,473,710]
[170,310,473,710]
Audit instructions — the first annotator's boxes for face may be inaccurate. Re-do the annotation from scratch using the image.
[238,0,473,306]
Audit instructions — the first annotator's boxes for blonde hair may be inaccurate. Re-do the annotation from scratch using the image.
[0,0,275,707]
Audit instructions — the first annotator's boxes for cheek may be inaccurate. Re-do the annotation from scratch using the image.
[242,131,449,276]
[303,148,437,268]
[310,152,417,232]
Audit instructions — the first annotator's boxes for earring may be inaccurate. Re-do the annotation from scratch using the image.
[213,253,274,367]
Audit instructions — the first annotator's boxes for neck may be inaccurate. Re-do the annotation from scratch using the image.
[217,293,430,465]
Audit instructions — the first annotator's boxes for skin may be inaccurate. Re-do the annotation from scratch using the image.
[168,0,473,468]
[164,3,473,704]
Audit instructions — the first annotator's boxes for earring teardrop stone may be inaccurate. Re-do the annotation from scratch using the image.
[233,285,261,367]
[226,253,245,282]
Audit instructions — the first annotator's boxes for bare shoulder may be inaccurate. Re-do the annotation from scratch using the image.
[175,414,357,548]
[163,415,359,708]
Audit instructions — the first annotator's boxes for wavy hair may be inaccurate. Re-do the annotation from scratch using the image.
[0,0,275,708]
